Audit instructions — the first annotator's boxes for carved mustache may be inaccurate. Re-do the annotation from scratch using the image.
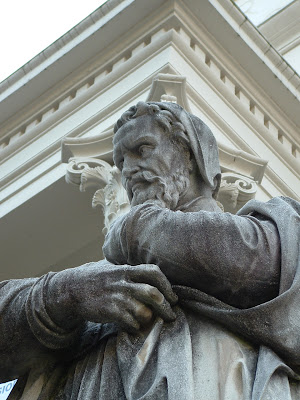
[124,171,167,197]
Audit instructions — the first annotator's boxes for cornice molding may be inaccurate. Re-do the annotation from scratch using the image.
[0,0,154,109]
[1,22,299,168]
[0,0,173,134]
[175,1,300,141]
[258,0,300,54]
[1,3,299,166]
[1,0,300,131]
[0,26,176,160]
[207,0,300,96]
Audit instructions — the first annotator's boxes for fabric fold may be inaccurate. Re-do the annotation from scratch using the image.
[117,308,195,400]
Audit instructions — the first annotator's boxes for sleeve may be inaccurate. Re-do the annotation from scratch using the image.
[0,274,83,382]
[103,204,281,308]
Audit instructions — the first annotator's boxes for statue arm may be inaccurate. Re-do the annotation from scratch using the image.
[103,204,281,308]
[0,277,75,382]
[0,260,177,381]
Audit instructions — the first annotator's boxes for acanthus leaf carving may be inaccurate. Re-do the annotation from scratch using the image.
[92,167,130,234]
[80,165,112,192]
[66,157,130,234]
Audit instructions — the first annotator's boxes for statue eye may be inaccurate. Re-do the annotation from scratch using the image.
[138,145,153,156]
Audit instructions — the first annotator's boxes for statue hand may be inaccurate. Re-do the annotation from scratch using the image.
[46,262,177,333]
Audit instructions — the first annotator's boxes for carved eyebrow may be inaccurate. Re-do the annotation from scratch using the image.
[113,134,157,160]
[130,135,157,147]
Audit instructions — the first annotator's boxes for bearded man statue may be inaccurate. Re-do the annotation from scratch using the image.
[1,102,300,400]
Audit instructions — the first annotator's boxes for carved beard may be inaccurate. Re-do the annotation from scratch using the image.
[128,167,190,210]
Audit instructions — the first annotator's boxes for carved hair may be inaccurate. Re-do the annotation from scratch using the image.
[114,101,190,152]
[114,101,222,198]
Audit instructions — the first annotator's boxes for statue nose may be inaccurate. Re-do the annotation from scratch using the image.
[121,154,142,178]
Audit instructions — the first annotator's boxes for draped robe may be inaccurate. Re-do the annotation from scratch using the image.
[2,196,300,400]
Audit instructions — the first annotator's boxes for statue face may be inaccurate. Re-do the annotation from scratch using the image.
[113,114,190,209]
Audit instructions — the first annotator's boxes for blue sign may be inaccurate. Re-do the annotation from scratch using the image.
[0,380,17,400]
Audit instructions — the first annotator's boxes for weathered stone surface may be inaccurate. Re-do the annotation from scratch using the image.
[1,102,300,399]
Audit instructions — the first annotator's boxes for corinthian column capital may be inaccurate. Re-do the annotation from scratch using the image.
[218,173,257,213]
[66,157,130,233]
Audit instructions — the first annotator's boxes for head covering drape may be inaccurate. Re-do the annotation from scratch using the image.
[149,102,221,198]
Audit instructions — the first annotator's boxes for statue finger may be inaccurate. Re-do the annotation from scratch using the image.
[117,311,141,333]
[130,300,153,325]
[130,283,176,322]
[128,265,178,305]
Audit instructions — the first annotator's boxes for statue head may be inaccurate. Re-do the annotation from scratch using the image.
[113,101,221,209]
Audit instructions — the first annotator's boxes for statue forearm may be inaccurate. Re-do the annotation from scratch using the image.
[103,204,281,308]
[0,259,178,382]
[0,278,74,382]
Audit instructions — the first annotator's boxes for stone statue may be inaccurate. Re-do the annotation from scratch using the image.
[1,102,300,400]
